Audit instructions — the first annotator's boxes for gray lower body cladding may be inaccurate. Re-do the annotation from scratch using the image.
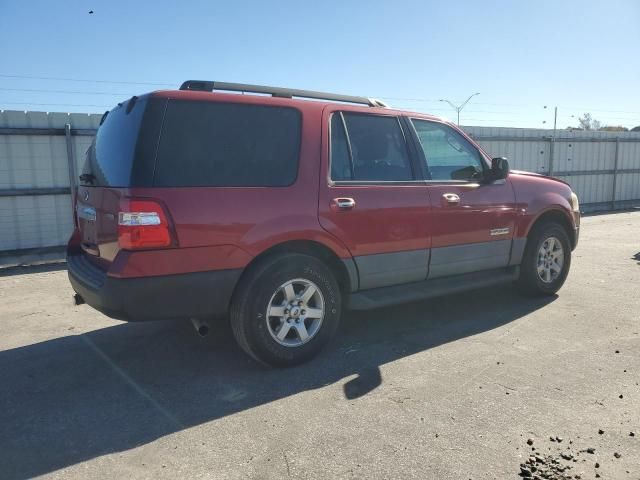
[354,249,429,290]
[353,239,525,291]
[429,239,513,279]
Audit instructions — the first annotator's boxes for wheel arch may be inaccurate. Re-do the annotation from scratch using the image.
[514,207,574,296]
[511,206,575,266]
[235,240,358,299]
[527,208,575,246]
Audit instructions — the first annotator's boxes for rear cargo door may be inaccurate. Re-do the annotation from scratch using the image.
[75,185,121,264]
[76,96,160,265]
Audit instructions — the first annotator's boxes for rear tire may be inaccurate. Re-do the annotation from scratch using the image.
[230,253,342,367]
[516,222,571,296]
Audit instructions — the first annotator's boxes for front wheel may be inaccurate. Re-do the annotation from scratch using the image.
[230,253,342,367]
[516,222,572,296]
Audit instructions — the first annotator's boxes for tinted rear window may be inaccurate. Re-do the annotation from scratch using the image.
[154,101,301,187]
[81,96,159,187]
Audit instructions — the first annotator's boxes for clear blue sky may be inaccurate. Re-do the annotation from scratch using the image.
[1,0,639,128]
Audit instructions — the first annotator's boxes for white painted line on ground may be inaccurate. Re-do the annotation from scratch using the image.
[80,334,184,429]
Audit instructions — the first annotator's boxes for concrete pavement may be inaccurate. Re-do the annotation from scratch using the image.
[1,211,638,479]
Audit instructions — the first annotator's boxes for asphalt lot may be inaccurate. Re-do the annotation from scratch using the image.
[0,211,639,480]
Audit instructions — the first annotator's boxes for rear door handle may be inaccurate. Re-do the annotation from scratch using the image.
[331,197,356,211]
[442,193,460,205]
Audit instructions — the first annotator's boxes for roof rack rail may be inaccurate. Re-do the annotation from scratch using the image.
[179,80,388,108]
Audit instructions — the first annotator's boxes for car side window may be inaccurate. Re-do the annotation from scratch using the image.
[154,101,301,187]
[411,119,484,181]
[330,112,413,181]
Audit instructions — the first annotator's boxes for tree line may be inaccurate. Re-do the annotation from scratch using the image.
[571,113,640,132]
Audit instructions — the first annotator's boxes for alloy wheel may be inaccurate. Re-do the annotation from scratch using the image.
[536,236,564,283]
[265,278,325,347]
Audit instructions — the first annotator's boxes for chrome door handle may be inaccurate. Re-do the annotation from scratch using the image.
[442,193,460,204]
[331,197,356,211]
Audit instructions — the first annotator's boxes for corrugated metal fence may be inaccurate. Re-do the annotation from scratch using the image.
[0,110,101,264]
[1,110,639,265]
[466,126,640,210]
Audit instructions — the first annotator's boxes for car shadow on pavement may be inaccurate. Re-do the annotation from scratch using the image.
[0,286,555,480]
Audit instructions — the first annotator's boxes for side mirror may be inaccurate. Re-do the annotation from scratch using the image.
[489,157,510,181]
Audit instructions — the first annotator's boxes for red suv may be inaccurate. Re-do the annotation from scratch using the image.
[68,81,580,366]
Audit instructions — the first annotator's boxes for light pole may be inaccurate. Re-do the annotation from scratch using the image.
[439,92,480,125]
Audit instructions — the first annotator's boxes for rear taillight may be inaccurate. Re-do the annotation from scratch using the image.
[118,199,174,250]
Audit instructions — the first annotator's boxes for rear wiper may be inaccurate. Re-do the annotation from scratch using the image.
[79,173,96,184]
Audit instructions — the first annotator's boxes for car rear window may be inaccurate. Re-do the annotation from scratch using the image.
[81,96,161,187]
[153,100,302,187]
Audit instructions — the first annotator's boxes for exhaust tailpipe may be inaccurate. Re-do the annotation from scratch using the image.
[73,293,85,306]
[191,318,210,337]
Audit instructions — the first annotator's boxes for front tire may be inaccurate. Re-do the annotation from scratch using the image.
[516,222,572,296]
[230,253,342,367]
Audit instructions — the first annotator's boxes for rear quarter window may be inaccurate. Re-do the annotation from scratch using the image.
[80,96,166,187]
[154,101,302,187]
[82,96,152,187]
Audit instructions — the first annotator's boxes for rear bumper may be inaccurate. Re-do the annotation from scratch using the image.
[67,253,242,322]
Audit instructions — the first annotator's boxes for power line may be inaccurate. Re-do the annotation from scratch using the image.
[390,105,524,115]
[0,75,510,106]
[0,74,637,125]
[1,73,638,115]
[0,98,640,123]
[6,88,607,118]
[0,101,111,108]
[0,87,135,96]
[554,105,640,115]
[460,118,524,124]
[377,97,640,115]
[393,103,638,122]
[0,73,175,87]
[395,102,640,117]
[380,96,531,108]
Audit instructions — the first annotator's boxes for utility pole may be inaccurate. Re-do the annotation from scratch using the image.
[439,93,480,125]
[543,105,558,138]
[544,105,559,176]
